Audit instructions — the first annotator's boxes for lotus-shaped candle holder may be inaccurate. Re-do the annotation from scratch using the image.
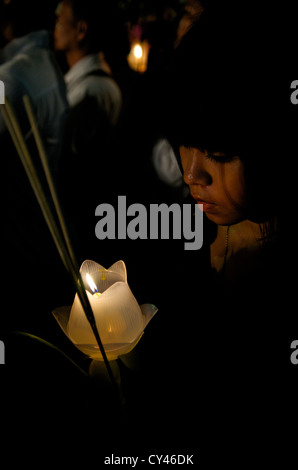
[53,260,158,361]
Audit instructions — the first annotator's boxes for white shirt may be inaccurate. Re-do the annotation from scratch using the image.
[0,30,69,171]
[64,54,122,126]
[152,138,185,188]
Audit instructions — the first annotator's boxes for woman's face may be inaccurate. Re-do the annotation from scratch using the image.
[180,146,248,225]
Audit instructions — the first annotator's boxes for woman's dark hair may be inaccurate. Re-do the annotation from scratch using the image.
[161,2,296,241]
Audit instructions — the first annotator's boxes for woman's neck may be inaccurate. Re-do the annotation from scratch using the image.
[210,219,265,283]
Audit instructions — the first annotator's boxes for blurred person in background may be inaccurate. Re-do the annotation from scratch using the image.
[54,0,123,260]
[54,0,122,124]
[0,0,68,171]
[0,0,69,335]
[176,0,205,43]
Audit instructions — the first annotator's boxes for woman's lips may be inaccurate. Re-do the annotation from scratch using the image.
[192,195,217,212]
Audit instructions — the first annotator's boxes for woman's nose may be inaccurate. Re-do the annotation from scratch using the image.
[183,156,212,187]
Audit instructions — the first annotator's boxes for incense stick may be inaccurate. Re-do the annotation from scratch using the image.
[23,95,77,269]
[0,98,118,393]
[1,100,69,269]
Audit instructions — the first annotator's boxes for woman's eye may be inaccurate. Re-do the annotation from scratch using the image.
[206,153,238,164]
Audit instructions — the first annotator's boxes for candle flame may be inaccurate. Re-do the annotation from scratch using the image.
[86,273,100,295]
[133,44,143,59]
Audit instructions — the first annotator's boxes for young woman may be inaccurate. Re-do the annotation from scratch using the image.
[161,3,295,290]
[136,4,298,459]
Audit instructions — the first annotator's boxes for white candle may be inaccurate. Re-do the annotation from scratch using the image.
[53,260,158,361]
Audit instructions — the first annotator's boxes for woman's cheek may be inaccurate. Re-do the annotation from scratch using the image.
[224,160,248,208]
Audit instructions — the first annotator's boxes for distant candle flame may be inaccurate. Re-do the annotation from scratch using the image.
[86,273,100,295]
[127,40,149,73]
[133,44,143,59]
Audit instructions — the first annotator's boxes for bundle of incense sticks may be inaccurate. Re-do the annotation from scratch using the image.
[1,96,118,391]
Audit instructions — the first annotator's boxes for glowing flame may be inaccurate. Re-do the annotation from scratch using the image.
[133,44,143,59]
[86,273,100,295]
